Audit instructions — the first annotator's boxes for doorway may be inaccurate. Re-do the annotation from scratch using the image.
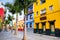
[36,23,39,33]
[42,22,46,34]
[49,21,55,35]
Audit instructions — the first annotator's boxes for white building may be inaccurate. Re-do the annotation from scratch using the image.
[13,10,24,31]
[13,9,24,25]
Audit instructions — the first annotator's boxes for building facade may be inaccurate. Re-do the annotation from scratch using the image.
[25,5,34,28]
[0,2,5,30]
[33,0,60,37]
[0,2,5,21]
[13,10,24,31]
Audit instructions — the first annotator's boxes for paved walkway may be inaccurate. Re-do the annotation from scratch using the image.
[0,31,22,40]
[27,31,60,40]
[0,30,60,40]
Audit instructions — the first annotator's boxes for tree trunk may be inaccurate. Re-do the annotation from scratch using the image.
[11,16,14,33]
[14,13,18,35]
[22,7,27,40]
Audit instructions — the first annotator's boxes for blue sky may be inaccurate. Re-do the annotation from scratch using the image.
[0,0,14,4]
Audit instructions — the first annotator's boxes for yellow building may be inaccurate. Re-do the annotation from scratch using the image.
[13,20,24,31]
[33,0,60,37]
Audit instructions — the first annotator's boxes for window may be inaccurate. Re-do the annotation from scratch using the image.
[36,23,39,32]
[40,0,46,4]
[26,23,28,28]
[40,9,46,16]
[36,11,38,15]
[20,13,22,15]
[30,15,33,19]
[24,17,25,21]
[49,5,53,10]
[36,2,38,5]
[49,21,55,34]
[30,23,32,28]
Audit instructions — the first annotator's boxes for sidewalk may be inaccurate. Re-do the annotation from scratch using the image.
[27,32,60,40]
[0,30,60,40]
[0,31,22,40]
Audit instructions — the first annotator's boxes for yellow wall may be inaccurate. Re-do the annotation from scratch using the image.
[33,0,60,29]
[13,20,24,29]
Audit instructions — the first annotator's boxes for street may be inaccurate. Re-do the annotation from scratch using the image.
[0,28,60,40]
[0,0,60,40]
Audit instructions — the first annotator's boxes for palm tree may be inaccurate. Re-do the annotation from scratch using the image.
[8,14,14,32]
[5,3,15,32]
[4,14,14,31]
[5,0,36,39]
[14,0,36,40]
[14,0,36,14]
[5,2,23,35]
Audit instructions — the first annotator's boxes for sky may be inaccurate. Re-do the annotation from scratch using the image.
[0,0,14,4]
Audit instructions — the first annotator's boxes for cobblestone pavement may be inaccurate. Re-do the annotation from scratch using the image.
[0,29,60,40]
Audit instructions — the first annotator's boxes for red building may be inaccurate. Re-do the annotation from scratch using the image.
[0,8,4,20]
[0,2,4,21]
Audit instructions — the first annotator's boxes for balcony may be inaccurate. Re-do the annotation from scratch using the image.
[28,10,33,14]
[40,16,47,20]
